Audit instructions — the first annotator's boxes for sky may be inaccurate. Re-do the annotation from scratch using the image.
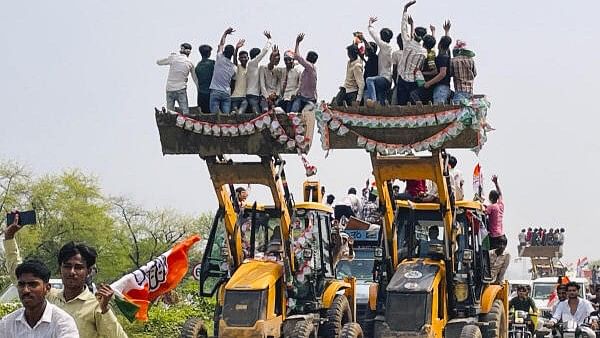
[1,0,598,266]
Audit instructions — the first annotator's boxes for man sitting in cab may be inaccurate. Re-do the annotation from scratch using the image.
[418,226,443,258]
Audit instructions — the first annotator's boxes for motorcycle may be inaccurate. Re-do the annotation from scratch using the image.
[556,320,597,338]
[509,310,534,338]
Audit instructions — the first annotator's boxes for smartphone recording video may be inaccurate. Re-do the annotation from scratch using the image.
[6,210,37,226]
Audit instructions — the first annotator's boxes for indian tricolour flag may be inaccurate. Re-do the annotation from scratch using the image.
[111,235,201,321]
[473,163,483,199]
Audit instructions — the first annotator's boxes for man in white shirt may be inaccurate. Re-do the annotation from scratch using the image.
[259,47,282,108]
[547,282,597,328]
[277,52,301,112]
[246,31,273,114]
[448,155,464,200]
[156,43,198,115]
[365,17,393,106]
[0,260,79,338]
[209,27,239,114]
[231,41,249,114]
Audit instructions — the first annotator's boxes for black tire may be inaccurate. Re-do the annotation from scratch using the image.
[460,324,482,338]
[482,299,507,338]
[341,322,364,338]
[213,303,222,336]
[180,317,208,338]
[289,320,316,338]
[321,295,353,337]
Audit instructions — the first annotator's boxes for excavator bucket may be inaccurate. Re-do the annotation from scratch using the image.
[316,97,490,153]
[155,107,315,156]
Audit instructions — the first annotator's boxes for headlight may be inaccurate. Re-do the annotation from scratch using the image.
[455,282,468,302]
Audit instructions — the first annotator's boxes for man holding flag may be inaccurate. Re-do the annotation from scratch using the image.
[4,214,127,338]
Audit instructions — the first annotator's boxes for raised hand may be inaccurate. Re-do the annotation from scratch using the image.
[263,30,272,39]
[272,44,279,52]
[443,20,451,36]
[224,27,235,35]
[404,0,416,12]
[235,39,245,49]
[296,33,305,44]
[4,213,21,240]
[491,175,498,184]
[430,24,436,35]
[96,283,115,314]
[369,16,378,26]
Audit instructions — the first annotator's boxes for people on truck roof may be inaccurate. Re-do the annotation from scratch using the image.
[364,16,394,107]
[157,42,198,116]
[205,27,237,114]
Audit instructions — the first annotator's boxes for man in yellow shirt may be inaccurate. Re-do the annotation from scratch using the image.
[4,215,127,338]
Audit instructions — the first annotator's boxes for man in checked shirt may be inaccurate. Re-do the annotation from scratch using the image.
[396,0,427,105]
[451,40,477,103]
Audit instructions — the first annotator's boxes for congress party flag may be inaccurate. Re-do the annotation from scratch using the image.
[111,235,201,321]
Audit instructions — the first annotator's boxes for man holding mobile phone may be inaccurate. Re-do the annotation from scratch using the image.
[4,213,127,338]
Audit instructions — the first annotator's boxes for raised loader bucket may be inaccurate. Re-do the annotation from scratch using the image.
[155,106,315,156]
[316,97,490,154]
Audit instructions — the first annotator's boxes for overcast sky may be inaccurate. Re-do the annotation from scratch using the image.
[1,0,598,266]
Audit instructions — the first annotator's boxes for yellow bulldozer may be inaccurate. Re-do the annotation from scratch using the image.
[155,109,361,338]
[317,98,508,337]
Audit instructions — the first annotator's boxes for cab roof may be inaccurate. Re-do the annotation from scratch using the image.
[395,199,484,211]
[242,201,333,214]
[295,201,333,214]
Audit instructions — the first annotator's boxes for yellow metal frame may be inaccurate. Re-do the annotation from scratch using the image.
[322,280,352,308]
[370,151,452,269]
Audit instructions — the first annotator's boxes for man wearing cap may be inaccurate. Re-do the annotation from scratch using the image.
[157,43,198,115]
[451,40,477,103]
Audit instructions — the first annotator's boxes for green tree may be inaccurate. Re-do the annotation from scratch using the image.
[8,169,130,281]
[110,197,212,268]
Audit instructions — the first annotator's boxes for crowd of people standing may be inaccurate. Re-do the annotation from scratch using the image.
[157,29,318,116]
[336,0,477,107]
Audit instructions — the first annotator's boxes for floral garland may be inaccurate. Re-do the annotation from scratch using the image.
[169,107,318,176]
[315,97,490,154]
[287,214,316,312]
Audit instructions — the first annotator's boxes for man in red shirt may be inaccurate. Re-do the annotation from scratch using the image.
[486,175,505,250]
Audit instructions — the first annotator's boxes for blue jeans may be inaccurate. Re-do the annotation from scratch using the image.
[209,89,231,113]
[433,84,451,104]
[452,91,472,104]
[231,97,248,114]
[166,89,189,115]
[365,76,390,104]
[246,94,268,114]
[290,95,315,113]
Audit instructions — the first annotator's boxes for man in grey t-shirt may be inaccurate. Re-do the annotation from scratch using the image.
[209,27,239,113]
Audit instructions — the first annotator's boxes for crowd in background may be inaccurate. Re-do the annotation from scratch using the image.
[518,227,565,251]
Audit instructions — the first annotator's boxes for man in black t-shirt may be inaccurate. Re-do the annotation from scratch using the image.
[510,286,538,312]
[509,286,537,332]
[423,24,453,104]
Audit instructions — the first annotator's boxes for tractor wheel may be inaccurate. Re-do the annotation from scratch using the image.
[180,317,208,338]
[482,299,507,338]
[320,294,353,337]
[213,303,222,336]
[289,320,316,338]
[459,324,482,338]
[341,322,364,338]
